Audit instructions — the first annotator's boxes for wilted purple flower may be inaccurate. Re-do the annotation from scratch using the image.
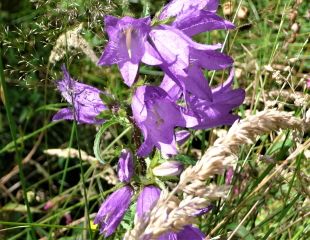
[159,0,219,20]
[131,86,197,157]
[153,161,183,177]
[98,16,161,86]
[307,77,310,89]
[94,186,133,237]
[158,225,205,240]
[175,130,191,146]
[52,65,107,124]
[137,185,161,219]
[117,149,134,183]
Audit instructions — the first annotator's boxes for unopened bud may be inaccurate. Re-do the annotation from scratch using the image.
[176,130,191,146]
[153,161,183,177]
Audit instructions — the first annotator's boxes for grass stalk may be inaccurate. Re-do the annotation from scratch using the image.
[0,47,37,239]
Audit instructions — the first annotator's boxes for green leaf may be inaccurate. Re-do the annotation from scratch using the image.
[1,203,42,214]
[227,223,255,240]
[93,119,118,164]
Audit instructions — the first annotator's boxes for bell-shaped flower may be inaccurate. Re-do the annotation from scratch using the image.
[148,24,233,100]
[137,185,161,219]
[94,186,133,237]
[159,0,219,20]
[186,68,245,129]
[98,16,161,86]
[158,225,205,240]
[152,161,183,177]
[131,86,197,157]
[52,65,107,124]
[117,149,134,183]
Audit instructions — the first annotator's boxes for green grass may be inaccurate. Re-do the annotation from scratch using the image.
[0,0,309,239]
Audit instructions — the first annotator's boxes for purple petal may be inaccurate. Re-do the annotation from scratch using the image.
[177,225,205,240]
[52,108,74,121]
[97,41,120,65]
[176,130,191,146]
[206,0,219,12]
[190,48,234,70]
[141,41,163,66]
[117,149,134,183]
[149,26,190,69]
[174,10,235,36]
[160,74,182,101]
[118,61,139,86]
[159,0,218,20]
[183,65,212,101]
[94,186,133,237]
[137,186,161,219]
[185,69,245,130]
[158,225,205,240]
[158,231,178,240]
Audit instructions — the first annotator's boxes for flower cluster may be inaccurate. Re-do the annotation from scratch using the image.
[96,0,244,158]
[52,0,245,238]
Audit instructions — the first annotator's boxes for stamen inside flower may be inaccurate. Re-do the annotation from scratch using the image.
[125,27,133,59]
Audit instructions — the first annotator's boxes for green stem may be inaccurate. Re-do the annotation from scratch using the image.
[0,47,37,239]
[74,121,93,240]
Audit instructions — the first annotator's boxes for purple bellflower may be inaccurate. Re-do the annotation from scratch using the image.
[161,68,245,129]
[98,16,161,86]
[94,185,133,237]
[131,86,197,157]
[186,68,245,129]
[52,65,107,124]
[117,149,134,183]
[137,185,161,219]
[158,225,205,240]
[148,24,233,100]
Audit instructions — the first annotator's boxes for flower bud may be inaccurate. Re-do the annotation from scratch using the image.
[137,185,161,219]
[153,161,183,177]
[117,149,134,183]
[176,130,191,146]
